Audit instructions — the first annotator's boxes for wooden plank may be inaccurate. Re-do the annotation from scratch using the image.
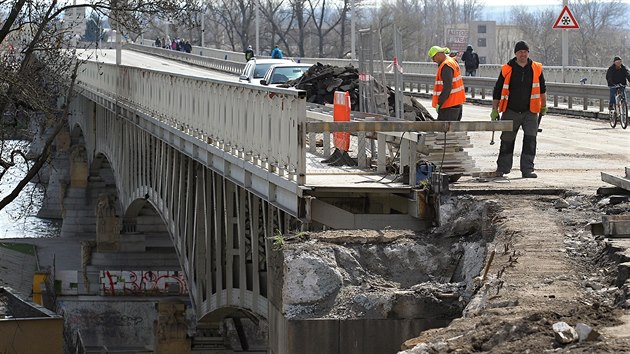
[601,172,630,191]
[306,120,513,133]
[596,186,630,196]
[602,215,630,238]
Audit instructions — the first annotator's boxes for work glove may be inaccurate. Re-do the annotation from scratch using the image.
[540,106,548,116]
[490,108,499,121]
[435,104,440,113]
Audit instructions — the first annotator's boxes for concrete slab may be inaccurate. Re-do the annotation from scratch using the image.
[0,243,37,297]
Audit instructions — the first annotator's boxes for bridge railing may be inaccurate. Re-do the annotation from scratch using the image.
[383,73,611,112]
[127,43,245,75]
[129,43,612,112]
[76,60,306,184]
[136,41,608,85]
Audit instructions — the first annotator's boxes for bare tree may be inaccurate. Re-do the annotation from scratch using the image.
[336,0,351,58]
[510,7,561,65]
[0,0,187,214]
[207,0,255,51]
[307,0,345,57]
[461,0,484,24]
[259,0,296,55]
[570,0,626,66]
[360,0,483,61]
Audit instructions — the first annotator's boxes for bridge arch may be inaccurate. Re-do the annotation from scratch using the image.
[66,94,300,321]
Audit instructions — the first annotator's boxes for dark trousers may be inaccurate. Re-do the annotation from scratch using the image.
[437,105,462,121]
[496,109,538,175]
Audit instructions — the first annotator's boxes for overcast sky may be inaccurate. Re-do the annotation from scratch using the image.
[481,0,628,5]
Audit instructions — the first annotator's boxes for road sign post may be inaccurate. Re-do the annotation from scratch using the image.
[553,2,579,82]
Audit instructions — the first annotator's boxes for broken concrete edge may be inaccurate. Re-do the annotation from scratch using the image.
[450,188,567,196]
[283,229,418,245]
[266,196,496,341]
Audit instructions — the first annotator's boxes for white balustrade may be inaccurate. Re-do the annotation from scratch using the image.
[76,60,306,184]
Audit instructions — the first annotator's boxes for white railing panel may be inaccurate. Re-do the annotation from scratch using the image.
[76,60,306,183]
[254,92,269,162]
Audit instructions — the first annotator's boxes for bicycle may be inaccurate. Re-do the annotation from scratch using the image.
[609,84,628,129]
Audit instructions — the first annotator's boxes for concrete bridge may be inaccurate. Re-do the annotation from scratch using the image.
[45,48,513,352]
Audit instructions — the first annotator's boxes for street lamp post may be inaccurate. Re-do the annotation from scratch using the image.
[255,0,260,56]
[351,0,355,61]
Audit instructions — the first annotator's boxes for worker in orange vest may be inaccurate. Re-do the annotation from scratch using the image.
[428,46,466,121]
[490,41,547,179]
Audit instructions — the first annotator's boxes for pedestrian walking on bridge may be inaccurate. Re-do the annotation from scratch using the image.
[428,45,466,121]
[490,41,547,179]
[245,45,255,61]
[271,45,283,59]
[461,45,480,77]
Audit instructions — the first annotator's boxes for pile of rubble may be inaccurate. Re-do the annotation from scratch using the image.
[282,63,433,121]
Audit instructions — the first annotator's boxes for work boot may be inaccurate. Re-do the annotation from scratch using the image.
[494,170,509,177]
[522,172,538,178]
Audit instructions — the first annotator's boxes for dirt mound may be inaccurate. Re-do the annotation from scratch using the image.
[401,193,630,353]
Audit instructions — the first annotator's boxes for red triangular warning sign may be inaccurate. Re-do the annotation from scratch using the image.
[553,5,579,29]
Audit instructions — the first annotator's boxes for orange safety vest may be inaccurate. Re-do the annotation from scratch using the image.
[432,57,466,109]
[498,61,543,113]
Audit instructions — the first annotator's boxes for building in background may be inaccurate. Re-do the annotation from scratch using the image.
[468,21,498,64]
[446,21,544,65]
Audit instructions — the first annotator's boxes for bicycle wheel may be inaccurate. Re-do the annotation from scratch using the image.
[621,99,628,129]
[609,106,617,128]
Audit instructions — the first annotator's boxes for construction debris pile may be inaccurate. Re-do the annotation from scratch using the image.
[281,63,433,121]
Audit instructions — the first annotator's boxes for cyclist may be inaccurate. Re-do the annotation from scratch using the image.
[605,56,630,111]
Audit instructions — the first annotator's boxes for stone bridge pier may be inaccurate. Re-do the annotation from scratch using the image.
[36,95,301,352]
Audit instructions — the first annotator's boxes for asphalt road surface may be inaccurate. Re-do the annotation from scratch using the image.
[416,98,630,193]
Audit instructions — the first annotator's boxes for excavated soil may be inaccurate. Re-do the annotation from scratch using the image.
[401,192,630,353]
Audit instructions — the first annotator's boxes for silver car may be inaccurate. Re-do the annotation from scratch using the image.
[238,58,293,84]
[260,63,313,86]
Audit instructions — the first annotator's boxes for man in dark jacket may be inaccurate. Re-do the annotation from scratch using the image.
[461,45,479,76]
[245,45,255,61]
[490,41,547,179]
[605,56,630,110]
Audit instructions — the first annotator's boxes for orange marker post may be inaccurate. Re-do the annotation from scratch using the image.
[333,91,351,152]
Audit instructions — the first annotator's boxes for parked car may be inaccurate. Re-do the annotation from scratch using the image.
[260,63,313,86]
[238,58,292,84]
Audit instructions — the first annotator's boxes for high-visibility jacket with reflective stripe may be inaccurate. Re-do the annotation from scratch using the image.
[432,57,466,109]
[498,61,543,113]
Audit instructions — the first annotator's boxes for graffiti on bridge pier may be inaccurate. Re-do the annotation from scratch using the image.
[99,270,189,296]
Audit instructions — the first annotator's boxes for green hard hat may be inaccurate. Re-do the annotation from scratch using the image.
[428,46,448,58]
